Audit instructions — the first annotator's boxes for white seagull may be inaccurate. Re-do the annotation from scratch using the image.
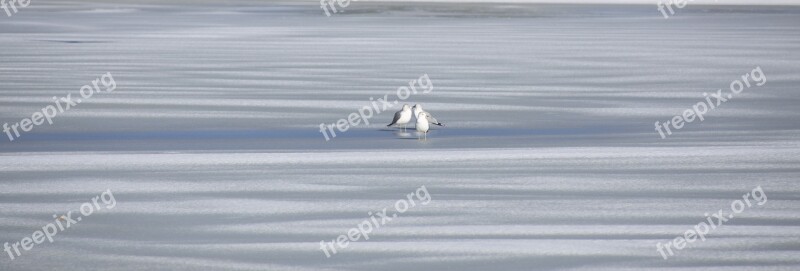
[387,104,412,131]
[412,104,444,126]
[416,112,431,140]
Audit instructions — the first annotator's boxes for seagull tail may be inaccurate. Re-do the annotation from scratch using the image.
[434,123,444,126]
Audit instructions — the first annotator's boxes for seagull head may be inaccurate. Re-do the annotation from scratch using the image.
[402,104,410,110]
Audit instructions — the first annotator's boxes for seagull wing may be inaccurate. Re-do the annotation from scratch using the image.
[387,110,403,126]
[425,112,444,126]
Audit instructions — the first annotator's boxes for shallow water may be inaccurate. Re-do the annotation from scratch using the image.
[0,1,799,270]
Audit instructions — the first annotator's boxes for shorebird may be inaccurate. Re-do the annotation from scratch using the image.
[412,104,444,126]
[387,104,412,131]
[416,112,430,140]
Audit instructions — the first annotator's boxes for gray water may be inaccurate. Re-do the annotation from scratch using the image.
[1,1,799,270]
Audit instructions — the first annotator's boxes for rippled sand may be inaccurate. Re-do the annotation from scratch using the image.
[1,1,799,270]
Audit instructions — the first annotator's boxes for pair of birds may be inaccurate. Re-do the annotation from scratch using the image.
[387,104,443,140]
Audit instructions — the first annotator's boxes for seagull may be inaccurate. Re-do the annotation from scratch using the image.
[387,104,412,131]
[416,112,430,140]
[412,104,444,126]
